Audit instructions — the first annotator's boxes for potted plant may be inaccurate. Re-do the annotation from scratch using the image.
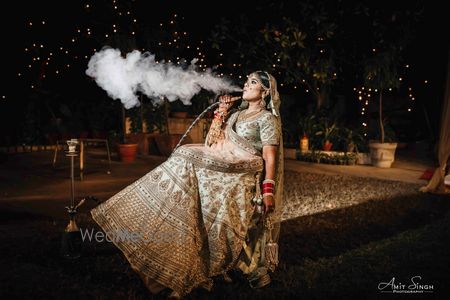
[342,127,365,153]
[315,117,338,151]
[364,50,400,168]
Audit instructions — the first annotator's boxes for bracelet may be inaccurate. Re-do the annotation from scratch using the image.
[262,179,275,184]
[262,192,274,198]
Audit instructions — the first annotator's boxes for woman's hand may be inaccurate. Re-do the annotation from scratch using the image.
[263,195,275,214]
[218,95,239,113]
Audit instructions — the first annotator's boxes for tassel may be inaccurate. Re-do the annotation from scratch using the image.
[264,216,279,271]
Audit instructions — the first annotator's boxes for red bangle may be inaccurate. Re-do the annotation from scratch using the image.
[262,183,274,189]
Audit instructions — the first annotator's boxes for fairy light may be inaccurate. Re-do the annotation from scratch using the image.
[20,7,213,94]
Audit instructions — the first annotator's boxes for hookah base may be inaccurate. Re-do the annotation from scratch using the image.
[61,230,82,259]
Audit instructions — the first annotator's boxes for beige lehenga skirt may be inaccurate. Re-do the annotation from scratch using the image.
[91,143,263,296]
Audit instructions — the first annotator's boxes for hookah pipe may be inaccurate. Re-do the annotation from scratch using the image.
[173,92,241,151]
[61,139,101,258]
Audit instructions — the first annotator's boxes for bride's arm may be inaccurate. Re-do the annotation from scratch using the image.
[205,96,237,146]
[262,145,277,213]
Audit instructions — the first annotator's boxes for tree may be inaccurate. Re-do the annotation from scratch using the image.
[210,1,343,110]
[361,5,421,143]
[363,50,401,143]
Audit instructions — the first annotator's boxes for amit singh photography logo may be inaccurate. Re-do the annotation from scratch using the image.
[378,275,434,294]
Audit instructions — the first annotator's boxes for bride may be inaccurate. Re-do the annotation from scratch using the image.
[91,71,284,297]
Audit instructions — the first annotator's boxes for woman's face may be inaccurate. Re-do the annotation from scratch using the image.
[242,75,265,102]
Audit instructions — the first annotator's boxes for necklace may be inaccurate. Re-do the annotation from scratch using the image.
[237,108,264,122]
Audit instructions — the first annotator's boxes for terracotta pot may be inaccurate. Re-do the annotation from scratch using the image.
[117,143,138,163]
[323,141,333,151]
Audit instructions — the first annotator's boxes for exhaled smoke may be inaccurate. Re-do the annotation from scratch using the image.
[86,47,241,109]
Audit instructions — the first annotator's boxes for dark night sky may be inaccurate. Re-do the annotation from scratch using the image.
[2,1,448,79]
[2,0,448,89]
[0,0,448,141]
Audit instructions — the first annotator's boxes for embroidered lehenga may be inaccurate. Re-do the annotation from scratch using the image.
[91,93,283,297]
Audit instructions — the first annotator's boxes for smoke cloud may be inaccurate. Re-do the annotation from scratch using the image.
[86,47,241,109]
